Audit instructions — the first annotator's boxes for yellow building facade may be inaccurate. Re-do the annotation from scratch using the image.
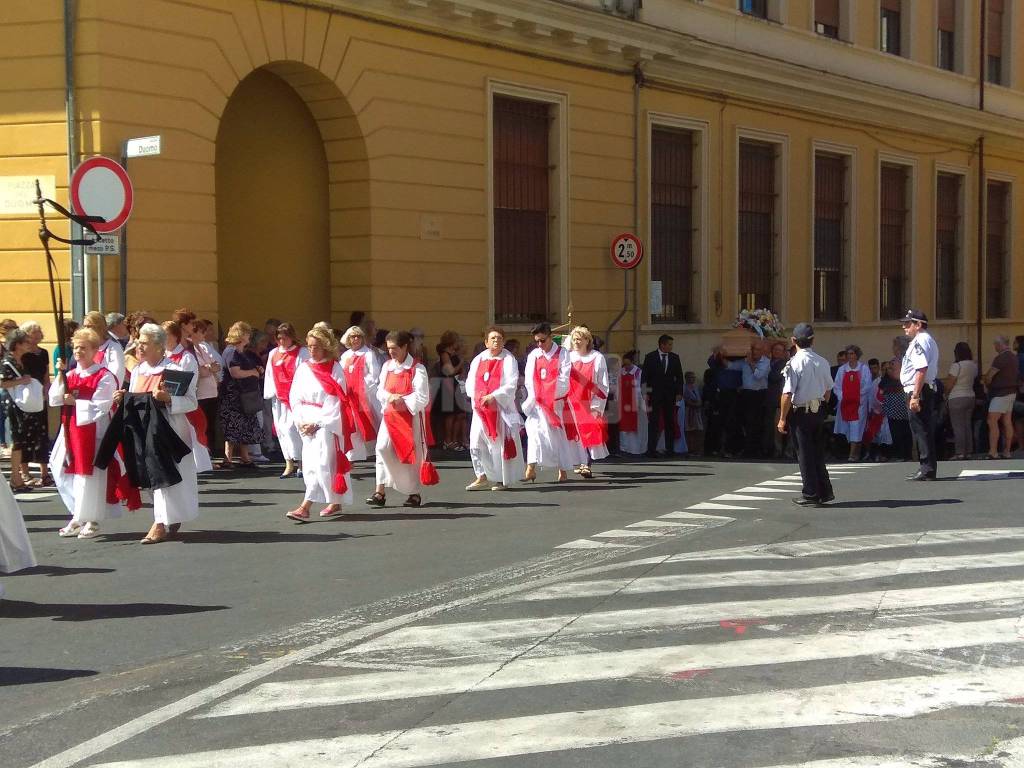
[1,0,1022,363]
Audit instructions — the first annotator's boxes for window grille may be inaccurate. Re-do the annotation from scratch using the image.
[986,181,1010,318]
[879,164,909,320]
[935,172,962,319]
[738,140,776,311]
[651,127,697,323]
[814,154,846,321]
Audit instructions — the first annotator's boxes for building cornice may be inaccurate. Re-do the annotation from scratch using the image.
[295,0,1024,142]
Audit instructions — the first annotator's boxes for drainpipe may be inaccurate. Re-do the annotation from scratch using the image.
[975,0,986,357]
[64,0,84,319]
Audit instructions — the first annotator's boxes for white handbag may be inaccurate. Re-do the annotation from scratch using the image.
[4,361,44,413]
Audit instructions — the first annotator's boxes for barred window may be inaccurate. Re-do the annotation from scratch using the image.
[815,0,840,39]
[814,153,847,321]
[740,0,768,19]
[881,0,902,56]
[988,0,1004,84]
[651,127,697,323]
[879,164,909,321]
[738,140,776,312]
[986,181,1010,318]
[935,172,963,319]
[493,96,550,324]
[937,0,955,71]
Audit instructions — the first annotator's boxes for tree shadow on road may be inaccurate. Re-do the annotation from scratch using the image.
[0,600,228,622]
[0,667,98,686]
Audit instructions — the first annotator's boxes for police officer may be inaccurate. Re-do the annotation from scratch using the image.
[778,323,835,506]
[900,309,940,480]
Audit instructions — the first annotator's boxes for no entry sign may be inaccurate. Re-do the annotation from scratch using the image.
[70,156,134,233]
[610,232,643,270]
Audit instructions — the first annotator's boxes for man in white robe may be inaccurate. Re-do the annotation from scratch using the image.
[522,322,573,481]
[466,329,524,490]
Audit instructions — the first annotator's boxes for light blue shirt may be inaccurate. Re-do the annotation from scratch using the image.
[782,348,833,407]
[730,356,770,391]
[900,330,939,391]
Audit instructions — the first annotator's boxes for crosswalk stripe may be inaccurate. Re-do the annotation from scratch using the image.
[770,735,1024,767]
[661,510,736,520]
[336,579,1024,654]
[94,667,1024,768]
[712,493,775,501]
[758,480,804,486]
[514,549,1024,602]
[684,502,755,510]
[592,529,664,538]
[625,520,702,528]
[554,539,639,550]
[959,469,1024,480]
[204,617,1024,716]
[736,486,799,493]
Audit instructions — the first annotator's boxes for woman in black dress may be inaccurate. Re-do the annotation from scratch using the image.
[12,322,52,486]
[1,328,44,492]
[219,321,264,469]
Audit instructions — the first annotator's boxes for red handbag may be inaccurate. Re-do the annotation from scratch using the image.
[418,413,440,486]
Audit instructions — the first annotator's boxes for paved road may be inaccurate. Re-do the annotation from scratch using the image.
[4,455,1024,767]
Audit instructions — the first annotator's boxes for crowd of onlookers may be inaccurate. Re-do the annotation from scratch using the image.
[3,308,1022,491]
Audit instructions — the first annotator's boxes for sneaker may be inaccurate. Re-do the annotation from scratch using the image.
[77,522,100,539]
[58,522,83,537]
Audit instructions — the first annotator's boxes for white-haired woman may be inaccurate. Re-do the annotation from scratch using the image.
[339,325,382,462]
[49,328,128,539]
[565,325,609,478]
[285,326,352,520]
[263,322,309,479]
[117,322,201,544]
[465,326,524,491]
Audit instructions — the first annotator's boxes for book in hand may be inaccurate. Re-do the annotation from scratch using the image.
[160,369,195,397]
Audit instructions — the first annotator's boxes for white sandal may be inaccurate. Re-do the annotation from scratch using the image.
[77,522,101,539]
[58,522,83,537]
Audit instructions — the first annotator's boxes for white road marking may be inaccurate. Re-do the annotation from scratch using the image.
[758,480,805,487]
[736,486,799,493]
[553,540,639,550]
[767,735,1024,767]
[591,529,664,538]
[91,667,1024,768]
[684,501,756,510]
[336,579,1024,654]
[712,493,775,501]
[201,617,1024,716]
[624,520,702,529]
[664,509,737,520]
[514,549,1024,602]
[958,469,1024,480]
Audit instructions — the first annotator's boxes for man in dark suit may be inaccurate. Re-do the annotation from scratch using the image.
[642,334,684,457]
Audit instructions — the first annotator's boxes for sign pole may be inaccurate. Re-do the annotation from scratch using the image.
[119,142,128,314]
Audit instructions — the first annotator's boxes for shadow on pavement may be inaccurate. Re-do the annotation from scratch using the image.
[608,471,713,479]
[826,498,963,509]
[7,565,116,577]
[96,529,379,544]
[338,510,494,521]
[0,600,228,622]
[0,666,98,686]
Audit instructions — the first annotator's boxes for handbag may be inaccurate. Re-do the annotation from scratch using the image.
[4,360,44,413]
[418,413,440,486]
[236,376,263,416]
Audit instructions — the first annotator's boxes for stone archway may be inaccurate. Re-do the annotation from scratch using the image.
[215,62,369,335]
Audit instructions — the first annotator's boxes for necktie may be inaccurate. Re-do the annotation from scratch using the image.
[662,353,668,373]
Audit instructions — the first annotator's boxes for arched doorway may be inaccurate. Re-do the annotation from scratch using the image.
[215,63,369,335]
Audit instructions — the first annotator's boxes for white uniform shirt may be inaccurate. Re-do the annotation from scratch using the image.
[900,330,939,391]
[782,347,833,407]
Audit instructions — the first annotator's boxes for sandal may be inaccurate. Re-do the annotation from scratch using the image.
[286,508,310,521]
[579,466,593,479]
[366,492,386,507]
[58,521,82,537]
[38,475,55,488]
[10,484,32,495]
[319,506,342,518]
[217,460,235,470]
[403,494,421,508]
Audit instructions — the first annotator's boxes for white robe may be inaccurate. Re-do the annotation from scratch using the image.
[566,350,610,464]
[833,361,873,442]
[48,364,123,523]
[617,364,648,455]
[375,356,430,495]
[167,347,212,473]
[339,346,382,461]
[263,345,310,463]
[466,349,525,485]
[97,338,126,386]
[522,344,574,470]
[0,476,36,575]
[289,360,353,506]
[130,358,201,526]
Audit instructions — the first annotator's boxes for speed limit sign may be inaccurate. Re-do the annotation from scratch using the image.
[610,232,643,270]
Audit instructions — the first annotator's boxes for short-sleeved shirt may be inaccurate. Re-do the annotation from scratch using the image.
[947,360,978,400]
[900,330,939,391]
[989,349,1019,397]
[782,347,833,407]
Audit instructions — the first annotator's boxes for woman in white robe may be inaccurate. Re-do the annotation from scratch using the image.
[116,323,201,544]
[49,328,123,539]
[263,322,309,478]
[0,478,36,595]
[616,350,648,455]
[465,327,524,490]
[339,326,382,462]
[285,326,353,520]
[565,326,610,477]
[522,322,573,481]
[368,330,430,507]
[164,321,212,474]
[83,311,126,386]
[832,344,874,461]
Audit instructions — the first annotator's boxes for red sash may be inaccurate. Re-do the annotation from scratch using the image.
[863,387,886,445]
[305,361,351,493]
[840,369,862,422]
[168,347,195,365]
[167,349,207,446]
[342,353,378,443]
[533,349,563,428]
[61,367,112,476]
[271,346,301,409]
[474,357,503,440]
[565,360,607,449]
[620,371,638,433]
[383,367,416,464]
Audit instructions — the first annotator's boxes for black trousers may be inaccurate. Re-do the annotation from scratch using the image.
[647,396,677,454]
[738,389,766,456]
[908,386,938,474]
[791,407,833,501]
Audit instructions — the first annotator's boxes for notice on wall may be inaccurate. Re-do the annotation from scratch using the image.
[420,215,442,240]
[84,234,120,255]
[649,280,663,315]
[0,175,56,215]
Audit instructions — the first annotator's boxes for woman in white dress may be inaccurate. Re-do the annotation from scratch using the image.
[522,322,572,482]
[164,321,212,474]
[0,478,36,596]
[116,323,201,544]
[263,322,309,479]
[50,328,125,539]
[285,326,352,521]
[190,319,223,456]
[832,344,874,462]
[82,311,126,386]
[339,326,382,462]
[368,330,430,508]
[565,326,610,478]
[465,327,524,491]
[616,349,647,455]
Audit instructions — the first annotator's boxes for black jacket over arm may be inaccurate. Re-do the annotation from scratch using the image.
[95,394,192,490]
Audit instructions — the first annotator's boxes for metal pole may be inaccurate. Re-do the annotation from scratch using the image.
[119,146,129,314]
[64,0,83,319]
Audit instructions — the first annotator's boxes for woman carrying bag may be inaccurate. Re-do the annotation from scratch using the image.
[1,328,46,493]
[219,321,265,470]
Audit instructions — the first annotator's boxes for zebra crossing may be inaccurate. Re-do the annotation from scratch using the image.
[81,514,1024,768]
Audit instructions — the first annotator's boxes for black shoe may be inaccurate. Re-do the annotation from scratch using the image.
[644,451,659,459]
[819,493,835,504]
[792,496,821,507]
[905,470,936,481]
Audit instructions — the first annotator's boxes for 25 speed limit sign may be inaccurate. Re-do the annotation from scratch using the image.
[610,232,643,270]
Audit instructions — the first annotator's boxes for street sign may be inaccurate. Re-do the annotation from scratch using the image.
[125,135,161,158]
[84,234,119,255]
[70,157,133,233]
[610,232,643,270]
